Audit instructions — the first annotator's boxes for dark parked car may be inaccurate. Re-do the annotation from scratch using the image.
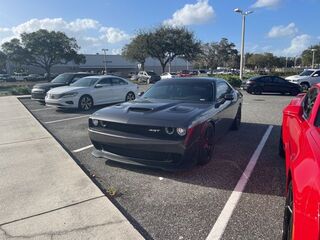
[243,75,302,95]
[88,78,243,170]
[31,72,96,101]
[0,74,15,82]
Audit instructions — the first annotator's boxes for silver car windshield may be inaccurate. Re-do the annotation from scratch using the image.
[299,70,314,76]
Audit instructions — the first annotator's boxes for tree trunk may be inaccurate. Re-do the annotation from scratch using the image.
[141,61,145,71]
[45,66,51,81]
[161,62,166,73]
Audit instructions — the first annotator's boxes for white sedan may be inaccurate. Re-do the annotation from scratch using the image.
[160,72,177,80]
[45,75,138,111]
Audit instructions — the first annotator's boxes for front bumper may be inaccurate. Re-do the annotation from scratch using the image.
[45,96,78,109]
[88,128,198,170]
[31,89,46,101]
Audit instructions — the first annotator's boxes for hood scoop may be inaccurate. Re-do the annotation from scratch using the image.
[128,107,153,112]
[168,106,194,113]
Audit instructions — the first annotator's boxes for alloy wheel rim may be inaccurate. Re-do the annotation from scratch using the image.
[126,93,135,101]
[81,97,92,110]
[204,131,213,159]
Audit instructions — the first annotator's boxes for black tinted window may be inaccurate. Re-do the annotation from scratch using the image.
[262,77,272,83]
[303,88,318,119]
[216,82,231,99]
[98,78,112,85]
[272,77,285,83]
[111,78,128,85]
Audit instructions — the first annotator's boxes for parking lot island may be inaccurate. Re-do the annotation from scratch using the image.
[0,96,143,240]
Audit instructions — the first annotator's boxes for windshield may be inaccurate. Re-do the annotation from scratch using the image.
[299,70,314,76]
[51,73,73,83]
[142,82,214,102]
[70,77,98,87]
[147,71,156,76]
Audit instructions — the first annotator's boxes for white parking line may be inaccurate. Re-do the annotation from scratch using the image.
[44,115,89,124]
[206,125,273,240]
[72,144,93,153]
[31,107,54,112]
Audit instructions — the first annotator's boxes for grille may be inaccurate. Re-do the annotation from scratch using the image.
[101,143,181,163]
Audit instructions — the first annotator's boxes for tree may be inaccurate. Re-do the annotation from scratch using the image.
[301,44,320,67]
[2,29,86,78]
[195,38,239,71]
[145,26,202,73]
[122,33,149,70]
[0,50,6,72]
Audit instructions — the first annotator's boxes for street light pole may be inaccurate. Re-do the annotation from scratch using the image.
[102,48,108,74]
[311,49,317,69]
[234,8,253,80]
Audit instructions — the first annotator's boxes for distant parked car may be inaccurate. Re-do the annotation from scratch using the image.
[0,74,15,82]
[279,85,320,240]
[243,75,302,95]
[285,69,320,91]
[13,73,28,81]
[160,72,177,80]
[177,70,192,77]
[24,74,44,81]
[45,75,138,111]
[31,72,95,101]
[137,71,161,84]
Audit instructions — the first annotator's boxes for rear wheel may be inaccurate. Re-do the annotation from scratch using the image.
[231,107,241,130]
[198,124,215,165]
[282,182,293,240]
[78,95,93,111]
[300,82,310,92]
[125,92,135,102]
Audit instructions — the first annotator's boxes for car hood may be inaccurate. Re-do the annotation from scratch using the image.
[47,86,87,94]
[33,82,66,90]
[285,75,309,81]
[91,98,211,127]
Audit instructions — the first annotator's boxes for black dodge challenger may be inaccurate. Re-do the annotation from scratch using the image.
[88,78,243,170]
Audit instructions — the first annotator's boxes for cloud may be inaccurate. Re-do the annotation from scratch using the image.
[283,34,312,56]
[0,18,130,54]
[99,27,130,44]
[163,0,214,27]
[268,23,298,38]
[252,0,281,8]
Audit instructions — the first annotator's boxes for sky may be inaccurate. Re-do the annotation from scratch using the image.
[0,0,319,57]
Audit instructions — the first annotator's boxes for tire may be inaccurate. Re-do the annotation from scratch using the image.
[125,92,135,102]
[78,95,93,111]
[279,130,285,158]
[253,87,262,95]
[231,107,241,130]
[282,182,293,240]
[300,82,310,92]
[198,123,215,165]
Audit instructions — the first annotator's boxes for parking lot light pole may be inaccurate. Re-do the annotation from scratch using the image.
[102,48,108,74]
[234,8,253,80]
[311,49,317,69]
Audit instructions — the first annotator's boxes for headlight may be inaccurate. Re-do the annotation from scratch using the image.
[165,127,174,135]
[61,92,78,98]
[92,119,99,127]
[176,128,187,136]
[100,121,107,128]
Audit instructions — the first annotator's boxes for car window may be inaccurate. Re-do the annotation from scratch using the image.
[312,71,320,77]
[98,78,112,86]
[111,78,128,85]
[272,77,285,83]
[216,81,231,100]
[303,88,318,119]
[262,76,272,83]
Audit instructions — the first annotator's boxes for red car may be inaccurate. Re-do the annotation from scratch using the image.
[280,84,320,239]
[177,70,192,77]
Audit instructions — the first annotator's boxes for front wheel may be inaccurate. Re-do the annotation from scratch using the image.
[78,95,93,111]
[198,124,215,165]
[282,182,293,240]
[125,92,135,102]
[253,87,262,95]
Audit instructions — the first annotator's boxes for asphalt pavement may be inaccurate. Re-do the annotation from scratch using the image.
[18,89,292,240]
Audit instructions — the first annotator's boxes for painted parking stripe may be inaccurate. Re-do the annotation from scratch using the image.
[44,115,89,124]
[72,144,93,153]
[31,107,54,112]
[206,125,273,240]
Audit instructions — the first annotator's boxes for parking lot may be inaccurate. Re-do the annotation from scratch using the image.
[19,89,292,240]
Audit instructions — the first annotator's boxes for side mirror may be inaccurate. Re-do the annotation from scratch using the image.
[95,84,103,88]
[138,92,144,97]
[224,93,234,101]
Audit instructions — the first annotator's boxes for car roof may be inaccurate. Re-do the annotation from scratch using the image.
[157,77,223,84]
[81,75,122,79]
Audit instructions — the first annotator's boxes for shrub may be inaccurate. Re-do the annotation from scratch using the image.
[10,87,31,95]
